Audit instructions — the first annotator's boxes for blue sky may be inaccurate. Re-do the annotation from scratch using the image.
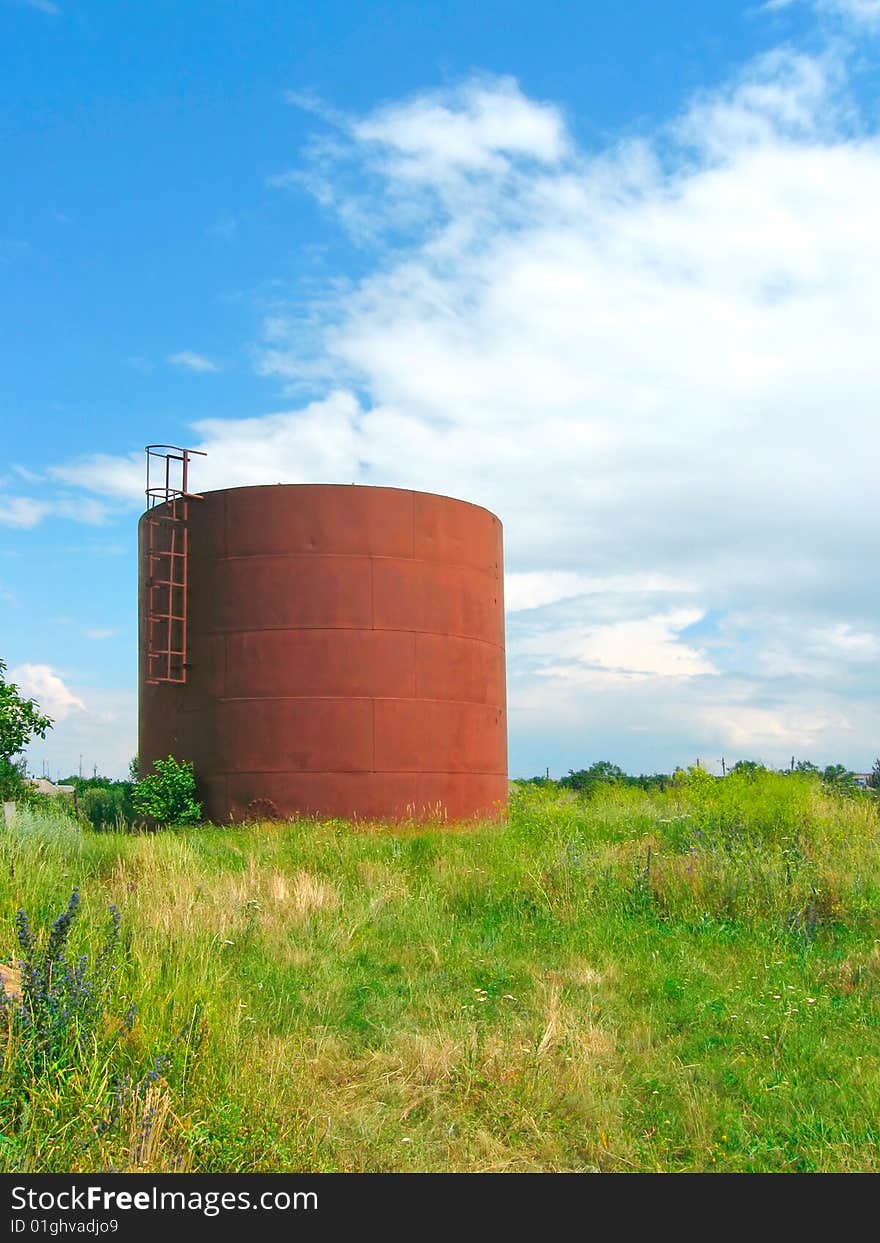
[2,0,880,780]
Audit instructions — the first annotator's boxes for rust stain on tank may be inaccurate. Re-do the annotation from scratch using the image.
[138,484,508,823]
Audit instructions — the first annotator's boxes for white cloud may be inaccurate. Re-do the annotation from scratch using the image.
[352,76,569,181]
[7,667,135,781]
[84,628,118,641]
[676,48,840,157]
[761,0,880,25]
[42,41,880,771]
[47,392,366,505]
[55,497,109,524]
[517,609,717,680]
[21,687,137,781]
[505,571,696,614]
[49,453,143,501]
[0,497,52,528]
[698,704,853,750]
[815,622,880,657]
[0,494,109,528]
[20,0,60,14]
[191,391,364,485]
[817,0,880,25]
[168,350,220,373]
[9,664,85,721]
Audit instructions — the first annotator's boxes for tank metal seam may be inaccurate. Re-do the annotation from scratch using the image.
[210,695,505,706]
[204,625,505,649]
[214,553,500,573]
[220,770,509,777]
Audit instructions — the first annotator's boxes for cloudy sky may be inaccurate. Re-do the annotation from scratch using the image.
[2,0,880,780]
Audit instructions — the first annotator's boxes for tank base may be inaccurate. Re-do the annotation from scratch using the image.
[196,771,509,824]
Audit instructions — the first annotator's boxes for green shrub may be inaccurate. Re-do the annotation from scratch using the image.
[77,783,135,831]
[132,756,202,827]
[0,757,26,801]
[0,658,52,782]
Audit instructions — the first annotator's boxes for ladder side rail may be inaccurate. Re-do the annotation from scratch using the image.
[143,446,206,684]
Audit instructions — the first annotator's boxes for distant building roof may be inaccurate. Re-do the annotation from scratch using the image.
[25,778,75,796]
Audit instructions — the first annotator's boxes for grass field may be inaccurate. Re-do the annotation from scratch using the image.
[2,770,879,1173]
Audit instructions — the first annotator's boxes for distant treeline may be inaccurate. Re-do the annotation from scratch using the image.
[518,759,880,796]
[16,757,880,832]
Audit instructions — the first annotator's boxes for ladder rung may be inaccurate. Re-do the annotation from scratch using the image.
[144,463,190,685]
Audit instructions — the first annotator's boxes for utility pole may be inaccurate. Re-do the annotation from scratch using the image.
[721,756,726,777]
[79,755,83,779]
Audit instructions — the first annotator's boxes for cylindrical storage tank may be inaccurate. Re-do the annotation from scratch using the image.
[138,484,507,823]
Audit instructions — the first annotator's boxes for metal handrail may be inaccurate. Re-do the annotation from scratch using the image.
[145,444,207,508]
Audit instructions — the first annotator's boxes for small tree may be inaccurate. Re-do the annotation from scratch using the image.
[821,764,857,791]
[131,756,202,827]
[0,658,53,799]
[867,758,880,790]
[560,761,627,797]
[730,760,766,779]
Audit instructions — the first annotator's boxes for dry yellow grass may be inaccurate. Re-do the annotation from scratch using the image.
[0,961,21,1002]
[288,869,339,918]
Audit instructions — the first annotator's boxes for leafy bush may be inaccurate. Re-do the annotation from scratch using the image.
[0,658,53,774]
[77,782,135,831]
[821,764,858,792]
[56,774,138,831]
[131,756,202,827]
[0,756,26,801]
[666,764,816,851]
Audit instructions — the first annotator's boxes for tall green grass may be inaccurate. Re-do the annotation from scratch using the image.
[1,772,879,1172]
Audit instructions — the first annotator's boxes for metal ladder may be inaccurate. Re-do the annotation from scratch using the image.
[144,445,205,685]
